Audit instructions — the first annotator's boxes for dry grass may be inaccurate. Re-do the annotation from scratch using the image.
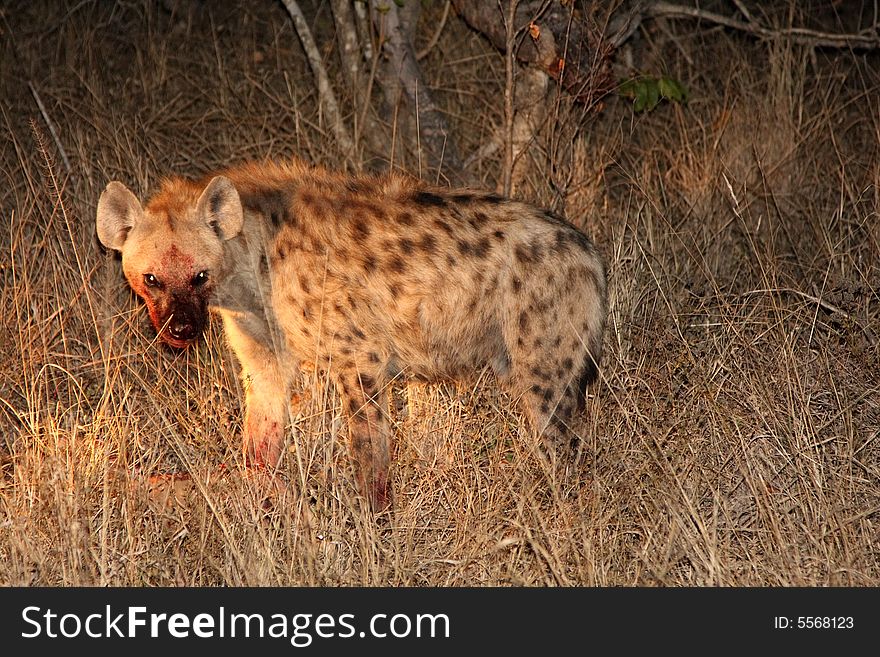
[1,0,878,586]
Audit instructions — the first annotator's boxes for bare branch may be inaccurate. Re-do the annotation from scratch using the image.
[330,0,363,91]
[647,1,880,50]
[502,0,519,197]
[417,0,452,61]
[281,0,355,161]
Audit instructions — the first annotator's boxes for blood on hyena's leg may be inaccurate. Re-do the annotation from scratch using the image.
[335,365,393,512]
[220,311,294,468]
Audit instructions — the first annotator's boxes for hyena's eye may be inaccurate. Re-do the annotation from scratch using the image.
[192,271,209,286]
[143,273,162,288]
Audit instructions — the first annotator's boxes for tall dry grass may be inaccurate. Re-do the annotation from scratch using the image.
[1,1,878,586]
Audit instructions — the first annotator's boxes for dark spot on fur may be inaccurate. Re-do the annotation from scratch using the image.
[542,388,554,402]
[387,256,407,274]
[244,188,294,231]
[516,241,545,265]
[446,254,456,267]
[434,218,453,235]
[511,277,522,293]
[352,326,366,340]
[302,302,313,321]
[457,240,472,256]
[473,236,491,258]
[484,193,504,205]
[541,401,550,414]
[419,233,437,254]
[298,275,311,294]
[562,357,573,370]
[399,238,414,255]
[363,254,377,273]
[396,211,414,226]
[352,216,371,239]
[359,374,375,390]
[530,365,550,381]
[518,312,529,334]
[368,352,381,363]
[493,229,505,241]
[389,283,402,299]
[451,193,475,204]
[414,191,447,207]
[553,336,562,348]
[348,398,362,415]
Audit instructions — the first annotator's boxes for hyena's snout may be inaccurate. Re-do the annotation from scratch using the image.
[151,293,209,349]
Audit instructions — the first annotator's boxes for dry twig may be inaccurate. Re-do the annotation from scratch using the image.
[648,1,880,50]
[281,0,355,161]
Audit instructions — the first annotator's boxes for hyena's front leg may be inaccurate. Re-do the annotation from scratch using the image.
[221,311,295,469]
[335,365,392,512]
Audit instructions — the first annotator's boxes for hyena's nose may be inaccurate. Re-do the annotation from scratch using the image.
[168,318,196,342]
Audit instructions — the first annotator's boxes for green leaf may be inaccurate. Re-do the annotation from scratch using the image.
[645,79,660,111]
[633,81,648,112]
[658,76,688,103]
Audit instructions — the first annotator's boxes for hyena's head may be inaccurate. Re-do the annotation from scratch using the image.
[96,176,243,349]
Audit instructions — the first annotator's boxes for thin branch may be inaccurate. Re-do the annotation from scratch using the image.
[281,0,355,160]
[501,0,519,197]
[417,1,452,61]
[648,1,880,50]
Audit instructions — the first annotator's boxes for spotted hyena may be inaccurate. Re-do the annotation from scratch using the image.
[96,159,606,511]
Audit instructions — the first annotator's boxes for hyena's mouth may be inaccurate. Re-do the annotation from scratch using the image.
[148,304,208,349]
[158,330,201,350]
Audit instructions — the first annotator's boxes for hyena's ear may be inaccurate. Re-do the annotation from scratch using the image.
[197,176,243,240]
[96,181,143,252]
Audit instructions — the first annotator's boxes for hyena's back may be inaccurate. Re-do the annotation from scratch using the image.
[223,162,606,439]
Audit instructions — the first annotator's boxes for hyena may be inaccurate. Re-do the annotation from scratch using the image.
[96,159,605,511]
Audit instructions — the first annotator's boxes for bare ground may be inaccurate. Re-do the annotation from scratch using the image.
[1,0,878,586]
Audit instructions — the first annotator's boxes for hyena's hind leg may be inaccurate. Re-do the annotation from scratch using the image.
[334,359,393,512]
[501,266,603,455]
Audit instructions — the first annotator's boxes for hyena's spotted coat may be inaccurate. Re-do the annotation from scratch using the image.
[96,159,606,511]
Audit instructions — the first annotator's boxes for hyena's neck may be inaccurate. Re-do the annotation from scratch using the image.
[210,212,275,317]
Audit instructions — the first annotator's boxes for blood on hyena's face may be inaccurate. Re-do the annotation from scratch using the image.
[124,242,215,349]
